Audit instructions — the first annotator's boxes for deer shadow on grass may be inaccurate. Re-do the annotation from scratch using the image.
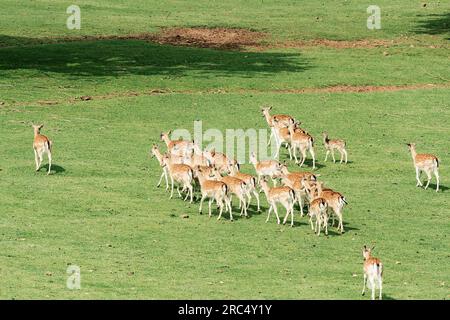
[427,183,449,192]
[37,164,66,174]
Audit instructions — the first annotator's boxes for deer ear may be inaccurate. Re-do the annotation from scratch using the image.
[268,106,272,110]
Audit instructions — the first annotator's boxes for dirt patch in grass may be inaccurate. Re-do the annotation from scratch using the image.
[149,27,267,50]
[273,39,394,49]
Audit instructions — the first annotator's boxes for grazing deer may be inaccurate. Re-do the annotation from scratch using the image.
[150,144,169,190]
[261,106,295,147]
[212,168,248,217]
[227,159,261,212]
[314,181,347,233]
[287,121,316,169]
[249,152,284,186]
[280,167,317,217]
[32,124,52,175]
[160,131,194,157]
[196,166,233,221]
[161,155,194,203]
[407,143,440,192]
[303,181,329,236]
[362,245,383,300]
[322,132,348,164]
[260,178,296,226]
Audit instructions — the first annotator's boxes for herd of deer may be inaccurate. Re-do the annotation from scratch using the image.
[30,106,441,300]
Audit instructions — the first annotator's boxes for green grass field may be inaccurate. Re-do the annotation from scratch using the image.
[0,1,449,299]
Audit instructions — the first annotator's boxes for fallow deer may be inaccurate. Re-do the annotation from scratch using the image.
[161,154,194,203]
[362,245,383,300]
[322,132,348,164]
[32,124,52,175]
[287,121,316,169]
[260,178,296,226]
[227,159,261,212]
[407,143,440,192]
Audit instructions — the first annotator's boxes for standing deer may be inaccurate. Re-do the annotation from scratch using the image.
[260,178,296,226]
[227,159,261,212]
[280,167,317,216]
[307,181,347,233]
[287,121,316,169]
[32,124,52,175]
[407,143,440,192]
[161,155,194,203]
[249,152,284,186]
[160,131,194,157]
[362,245,383,300]
[150,144,169,190]
[302,180,329,236]
[322,132,348,164]
[196,166,233,221]
[261,106,295,147]
[212,167,248,217]
[203,149,232,174]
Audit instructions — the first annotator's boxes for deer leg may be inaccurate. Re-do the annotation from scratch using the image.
[266,204,273,223]
[47,150,52,175]
[299,149,307,167]
[331,150,336,163]
[208,199,213,218]
[169,175,175,199]
[344,149,348,164]
[253,190,261,212]
[309,148,316,169]
[199,194,206,214]
[424,171,432,190]
[434,169,440,192]
[378,278,383,300]
[362,274,367,296]
[34,149,40,171]
[415,167,423,186]
[273,204,280,224]
[324,150,329,162]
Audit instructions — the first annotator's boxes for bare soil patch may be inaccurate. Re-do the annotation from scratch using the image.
[148,27,267,50]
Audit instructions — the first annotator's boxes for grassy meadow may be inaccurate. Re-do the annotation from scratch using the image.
[0,1,449,299]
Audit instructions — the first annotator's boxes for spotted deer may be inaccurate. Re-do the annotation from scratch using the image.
[302,180,329,236]
[407,143,439,192]
[161,154,194,203]
[322,132,348,164]
[32,124,52,175]
[160,131,194,157]
[362,245,383,300]
[227,159,261,212]
[261,106,295,147]
[196,166,233,221]
[249,152,284,186]
[314,181,347,233]
[272,123,293,159]
[287,121,316,169]
[280,167,317,216]
[150,144,169,190]
[203,149,232,174]
[260,178,296,226]
[211,167,248,217]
